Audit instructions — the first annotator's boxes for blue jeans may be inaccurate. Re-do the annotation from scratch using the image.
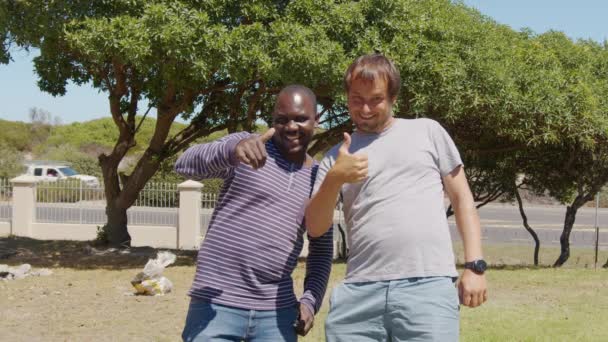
[325,277,459,342]
[182,298,298,342]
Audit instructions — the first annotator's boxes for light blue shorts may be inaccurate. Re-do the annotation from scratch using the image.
[182,298,298,342]
[325,276,459,342]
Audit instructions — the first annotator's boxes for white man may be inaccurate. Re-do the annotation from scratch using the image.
[306,54,487,341]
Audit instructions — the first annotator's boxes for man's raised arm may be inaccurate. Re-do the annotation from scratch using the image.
[175,129,275,180]
[305,133,367,237]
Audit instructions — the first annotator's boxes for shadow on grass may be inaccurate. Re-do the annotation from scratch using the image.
[0,236,197,270]
[3,237,588,271]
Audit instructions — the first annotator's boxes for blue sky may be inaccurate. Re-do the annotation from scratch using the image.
[0,0,606,124]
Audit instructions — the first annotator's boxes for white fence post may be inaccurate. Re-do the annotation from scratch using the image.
[178,180,203,250]
[10,176,37,237]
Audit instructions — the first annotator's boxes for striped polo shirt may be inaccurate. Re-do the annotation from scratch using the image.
[175,132,333,314]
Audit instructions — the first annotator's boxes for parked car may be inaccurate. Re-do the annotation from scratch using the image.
[22,161,100,187]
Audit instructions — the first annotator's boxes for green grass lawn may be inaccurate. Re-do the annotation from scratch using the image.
[293,244,608,342]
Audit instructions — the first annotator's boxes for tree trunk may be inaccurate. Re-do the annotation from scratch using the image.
[104,203,130,246]
[99,150,132,247]
[100,146,166,245]
[515,187,540,266]
[553,205,579,267]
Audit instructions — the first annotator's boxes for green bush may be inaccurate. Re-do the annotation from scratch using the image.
[0,119,32,151]
[0,142,26,179]
[95,225,109,245]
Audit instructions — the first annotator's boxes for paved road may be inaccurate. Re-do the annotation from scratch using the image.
[448,204,608,248]
[1,203,607,248]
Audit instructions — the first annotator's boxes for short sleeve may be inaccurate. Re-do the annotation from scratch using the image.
[312,154,333,196]
[312,146,339,196]
[430,121,463,177]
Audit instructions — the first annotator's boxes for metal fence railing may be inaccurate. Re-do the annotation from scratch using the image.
[33,180,219,227]
[201,192,218,209]
[35,180,181,226]
[200,193,217,234]
[133,182,179,208]
[129,182,179,226]
[35,179,106,224]
[0,178,12,222]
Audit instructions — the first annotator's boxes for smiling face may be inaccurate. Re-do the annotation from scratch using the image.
[271,90,317,161]
[347,77,396,133]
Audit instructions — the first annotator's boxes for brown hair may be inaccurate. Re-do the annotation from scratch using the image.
[343,54,401,100]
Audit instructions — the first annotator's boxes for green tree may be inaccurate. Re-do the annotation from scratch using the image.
[4,0,608,254]
[302,1,608,268]
[2,0,347,245]
[511,33,608,267]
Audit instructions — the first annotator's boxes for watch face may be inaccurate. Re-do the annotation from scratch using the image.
[474,260,487,273]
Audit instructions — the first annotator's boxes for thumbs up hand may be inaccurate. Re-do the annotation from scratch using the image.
[329,133,368,184]
[235,128,275,169]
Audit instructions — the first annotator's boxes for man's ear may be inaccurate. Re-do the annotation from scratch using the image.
[315,113,321,127]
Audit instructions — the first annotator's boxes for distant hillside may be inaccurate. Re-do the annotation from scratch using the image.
[43,117,230,154]
[44,117,189,156]
[0,119,34,151]
[0,116,230,181]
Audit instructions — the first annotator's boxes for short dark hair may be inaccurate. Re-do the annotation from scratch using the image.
[344,54,401,100]
[278,85,316,106]
[274,84,317,111]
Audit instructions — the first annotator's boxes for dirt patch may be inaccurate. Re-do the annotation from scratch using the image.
[0,266,195,341]
[0,236,197,269]
[0,237,199,341]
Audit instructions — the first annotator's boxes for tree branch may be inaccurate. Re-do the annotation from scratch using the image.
[245,81,265,131]
[126,69,141,131]
[166,122,230,156]
[134,104,153,135]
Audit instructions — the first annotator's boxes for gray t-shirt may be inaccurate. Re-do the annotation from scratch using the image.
[314,118,462,282]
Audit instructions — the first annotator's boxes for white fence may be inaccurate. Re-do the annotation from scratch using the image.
[201,192,218,208]
[130,182,179,226]
[34,181,207,227]
[4,177,211,249]
[36,180,105,224]
[4,176,342,255]
[0,178,12,222]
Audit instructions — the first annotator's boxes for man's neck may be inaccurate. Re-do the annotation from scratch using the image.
[283,151,307,165]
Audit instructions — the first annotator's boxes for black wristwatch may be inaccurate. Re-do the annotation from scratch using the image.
[464,259,487,274]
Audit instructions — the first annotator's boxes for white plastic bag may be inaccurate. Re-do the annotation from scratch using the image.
[131,251,176,296]
[0,264,52,280]
[11,264,31,279]
[142,251,176,278]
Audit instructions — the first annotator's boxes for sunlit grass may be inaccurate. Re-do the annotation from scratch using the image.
[295,244,608,341]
